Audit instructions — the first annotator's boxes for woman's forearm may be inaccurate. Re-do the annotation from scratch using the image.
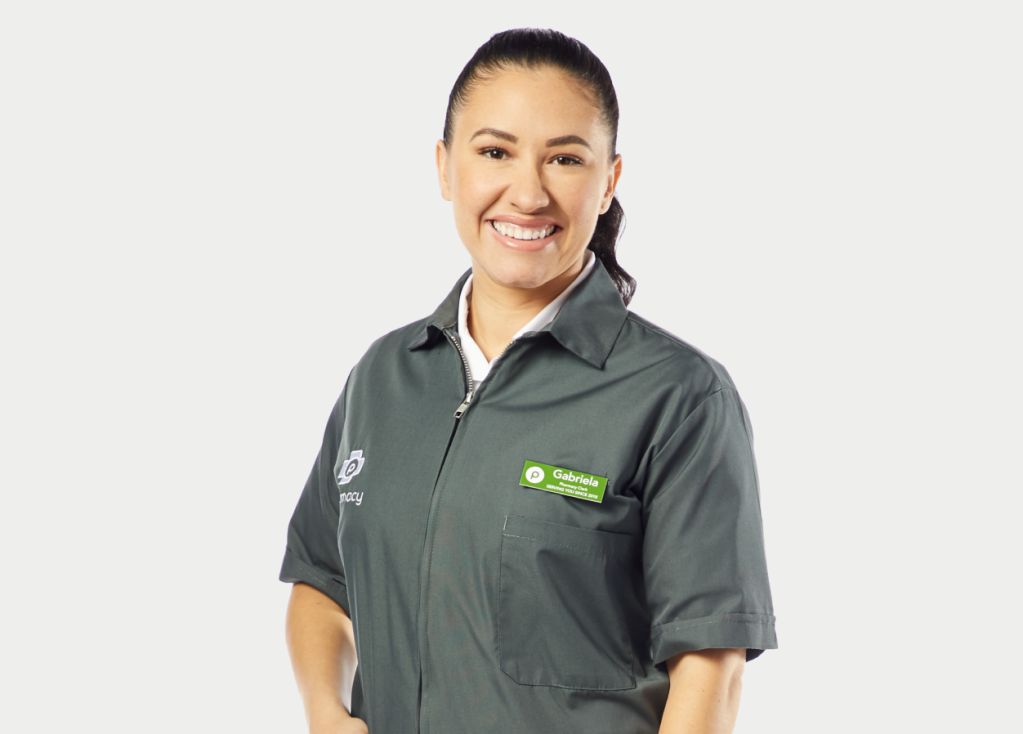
[658,648,745,734]
[285,583,362,732]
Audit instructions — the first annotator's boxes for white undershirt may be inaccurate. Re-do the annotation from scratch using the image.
[457,251,596,390]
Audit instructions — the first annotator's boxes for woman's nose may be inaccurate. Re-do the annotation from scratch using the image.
[507,162,550,212]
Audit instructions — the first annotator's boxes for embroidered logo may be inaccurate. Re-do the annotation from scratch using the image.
[337,450,365,485]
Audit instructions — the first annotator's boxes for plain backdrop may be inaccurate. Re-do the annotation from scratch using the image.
[1,2,1020,732]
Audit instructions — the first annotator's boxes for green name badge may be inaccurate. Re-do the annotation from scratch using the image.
[519,460,608,503]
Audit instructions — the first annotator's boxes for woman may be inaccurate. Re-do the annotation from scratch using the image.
[281,28,776,734]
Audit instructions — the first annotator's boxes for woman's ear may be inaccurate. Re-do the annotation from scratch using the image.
[436,140,452,202]
[599,154,622,214]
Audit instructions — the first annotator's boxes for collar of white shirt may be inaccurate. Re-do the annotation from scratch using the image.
[457,251,596,390]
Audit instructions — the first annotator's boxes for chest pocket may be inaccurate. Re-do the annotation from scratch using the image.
[498,515,637,691]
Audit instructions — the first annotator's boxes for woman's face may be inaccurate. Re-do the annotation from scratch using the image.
[437,66,622,292]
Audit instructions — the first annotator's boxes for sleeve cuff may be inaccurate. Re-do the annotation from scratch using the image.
[279,549,350,616]
[650,613,777,664]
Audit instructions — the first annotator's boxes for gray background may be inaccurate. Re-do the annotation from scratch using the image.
[2,1,1020,731]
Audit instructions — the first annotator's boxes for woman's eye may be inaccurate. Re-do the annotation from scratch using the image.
[481,148,508,160]
[552,155,582,166]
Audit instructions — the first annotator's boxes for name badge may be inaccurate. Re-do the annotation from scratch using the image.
[519,460,607,503]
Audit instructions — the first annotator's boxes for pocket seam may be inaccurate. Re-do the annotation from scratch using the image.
[501,532,632,557]
[503,514,636,556]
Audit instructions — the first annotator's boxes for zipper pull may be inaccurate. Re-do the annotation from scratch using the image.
[454,391,474,419]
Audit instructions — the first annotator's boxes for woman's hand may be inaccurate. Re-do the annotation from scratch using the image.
[308,707,368,734]
[335,721,369,734]
[337,721,369,734]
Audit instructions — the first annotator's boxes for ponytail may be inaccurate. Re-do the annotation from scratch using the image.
[589,196,634,305]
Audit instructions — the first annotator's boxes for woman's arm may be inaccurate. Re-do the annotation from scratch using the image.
[286,583,368,734]
[658,648,746,734]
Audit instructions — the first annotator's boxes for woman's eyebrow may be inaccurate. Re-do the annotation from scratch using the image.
[470,128,517,143]
[468,129,591,150]
[546,134,591,150]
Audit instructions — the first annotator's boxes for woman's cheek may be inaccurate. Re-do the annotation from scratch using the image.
[559,178,601,230]
[456,165,501,222]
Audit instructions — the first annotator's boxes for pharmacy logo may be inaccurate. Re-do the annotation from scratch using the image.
[525,466,545,484]
[338,450,365,485]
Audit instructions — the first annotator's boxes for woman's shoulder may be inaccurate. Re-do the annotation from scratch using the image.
[349,272,468,370]
[354,316,435,366]
[616,311,739,396]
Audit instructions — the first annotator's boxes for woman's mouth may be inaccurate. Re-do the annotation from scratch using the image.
[487,220,562,252]
[490,220,559,241]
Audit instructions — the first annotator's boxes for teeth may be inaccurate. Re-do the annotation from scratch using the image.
[492,221,555,240]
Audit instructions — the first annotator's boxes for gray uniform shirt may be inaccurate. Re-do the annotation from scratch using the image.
[280,260,777,733]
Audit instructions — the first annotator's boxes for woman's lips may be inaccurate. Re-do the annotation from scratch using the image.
[487,219,561,252]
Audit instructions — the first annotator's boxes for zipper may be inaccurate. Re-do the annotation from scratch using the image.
[416,332,534,734]
[446,329,475,418]
[451,329,530,419]
[417,328,475,734]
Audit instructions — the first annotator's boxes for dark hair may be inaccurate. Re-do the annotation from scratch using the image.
[443,28,636,305]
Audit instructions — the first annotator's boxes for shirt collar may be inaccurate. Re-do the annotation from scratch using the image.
[455,252,596,386]
[408,255,628,369]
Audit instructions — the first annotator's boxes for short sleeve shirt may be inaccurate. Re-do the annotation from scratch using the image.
[280,259,777,734]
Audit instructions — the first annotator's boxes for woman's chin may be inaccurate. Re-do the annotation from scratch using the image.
[472,256,557,292]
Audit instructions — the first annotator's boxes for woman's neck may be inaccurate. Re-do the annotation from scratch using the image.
[467,256,587,362]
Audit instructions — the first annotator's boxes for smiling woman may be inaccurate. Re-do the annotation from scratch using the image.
[281,28,776,734]
[437,64,622,353]
[437,62,623,361]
